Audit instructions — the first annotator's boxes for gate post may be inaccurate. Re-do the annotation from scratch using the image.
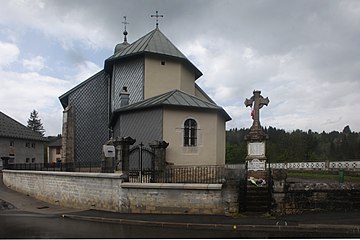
[149,140,169,182]
[113,136,136,181]
[149,140,169,170]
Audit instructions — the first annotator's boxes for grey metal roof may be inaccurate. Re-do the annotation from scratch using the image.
[105,28,202,79]
[110,90,231,125]
[0,111,48,142]
[48,136,62,147]
[110,28,187,59]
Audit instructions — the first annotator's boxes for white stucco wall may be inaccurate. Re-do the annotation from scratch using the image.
[163,108,226,166]
[144,56,195,99]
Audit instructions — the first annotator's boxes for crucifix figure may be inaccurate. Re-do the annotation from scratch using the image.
[151,10,164,28]
[244,90,269,140]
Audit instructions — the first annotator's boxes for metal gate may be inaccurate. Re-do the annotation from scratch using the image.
[129,143,155,183]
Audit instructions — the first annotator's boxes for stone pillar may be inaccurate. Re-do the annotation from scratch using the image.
[149,140,169,183]
[113,136,136,181]
[61,106,75,171]
[149,140,169,170]
[271,169,288,215]
[223,168,241,216]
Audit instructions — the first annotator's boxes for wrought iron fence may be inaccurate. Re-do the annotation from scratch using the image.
[129,165,226,184]
[4,162,102,172]
[5,163,231,184]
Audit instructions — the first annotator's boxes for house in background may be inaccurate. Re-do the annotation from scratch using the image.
[59,25,231,166]
[47,135,62,165]
[0,111,47,166]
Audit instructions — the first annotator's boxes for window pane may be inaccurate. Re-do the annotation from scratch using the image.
[184,119,197,147]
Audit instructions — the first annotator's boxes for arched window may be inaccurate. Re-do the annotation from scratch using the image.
[184,119,197,146]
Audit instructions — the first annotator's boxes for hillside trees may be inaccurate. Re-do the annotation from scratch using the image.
[226,125,360,163]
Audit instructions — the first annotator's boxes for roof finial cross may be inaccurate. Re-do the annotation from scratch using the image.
[122,16,129,42]
[151,10,164,28]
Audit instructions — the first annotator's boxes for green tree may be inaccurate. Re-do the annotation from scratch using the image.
[27,109,45,136]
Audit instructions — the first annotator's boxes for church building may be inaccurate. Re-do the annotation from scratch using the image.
[59,19,231,167]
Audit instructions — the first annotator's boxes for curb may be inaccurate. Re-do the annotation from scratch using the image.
[62,214,236,230]
[62,214,360,234]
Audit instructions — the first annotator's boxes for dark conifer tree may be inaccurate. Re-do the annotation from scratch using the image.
[27,109,45,136]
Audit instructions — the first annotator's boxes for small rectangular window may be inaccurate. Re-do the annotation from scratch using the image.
[56,147,61,154]
[161,60,166,65]
[26,158,30,163]
[31,158,35,163]
[10,141,14,146]
[26,142,30,148]
[31,143,35,148]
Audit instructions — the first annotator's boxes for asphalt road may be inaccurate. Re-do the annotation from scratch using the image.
[0,212,250,239]
[1,211,353,239]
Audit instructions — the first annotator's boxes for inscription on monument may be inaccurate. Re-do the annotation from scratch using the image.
[248,142,265,156]
[247,159,266,171]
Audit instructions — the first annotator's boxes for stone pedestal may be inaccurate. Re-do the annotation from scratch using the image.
[246,141,268,179]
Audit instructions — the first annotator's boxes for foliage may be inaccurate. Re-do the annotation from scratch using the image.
[27,109,45,136]
[226,125,360,163]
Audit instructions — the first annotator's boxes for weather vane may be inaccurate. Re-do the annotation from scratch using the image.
[151,10,164,28]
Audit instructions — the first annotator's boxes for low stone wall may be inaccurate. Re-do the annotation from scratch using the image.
[122,183,223,214]
[2,170,124,212]
[2,170,226,215]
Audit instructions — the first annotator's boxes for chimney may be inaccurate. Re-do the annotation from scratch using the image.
[119,86,130,107]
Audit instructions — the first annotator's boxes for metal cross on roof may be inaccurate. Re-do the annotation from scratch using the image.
[151,10,164,28]
[122,16,129,31]
[122,16,129,42]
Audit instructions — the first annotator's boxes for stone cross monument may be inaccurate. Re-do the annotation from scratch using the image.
[244,90,269,179]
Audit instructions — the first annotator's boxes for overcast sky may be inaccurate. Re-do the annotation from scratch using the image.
[1,0,359,136]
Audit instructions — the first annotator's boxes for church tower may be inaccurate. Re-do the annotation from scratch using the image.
[104,26,203,112]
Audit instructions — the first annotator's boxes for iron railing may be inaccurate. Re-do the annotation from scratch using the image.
[4,162,101,172]
[4,163,236,184]
[129,165,226,184]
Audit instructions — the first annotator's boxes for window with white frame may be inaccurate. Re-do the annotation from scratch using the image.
[183,118,197,147]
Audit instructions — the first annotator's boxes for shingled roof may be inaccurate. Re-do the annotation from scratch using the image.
[105,27,202,79]
[0,111,47,142]
[110,89,231,125]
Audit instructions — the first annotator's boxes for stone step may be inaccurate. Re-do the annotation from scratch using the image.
[245,184,271,212]
[245,205,270,212]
